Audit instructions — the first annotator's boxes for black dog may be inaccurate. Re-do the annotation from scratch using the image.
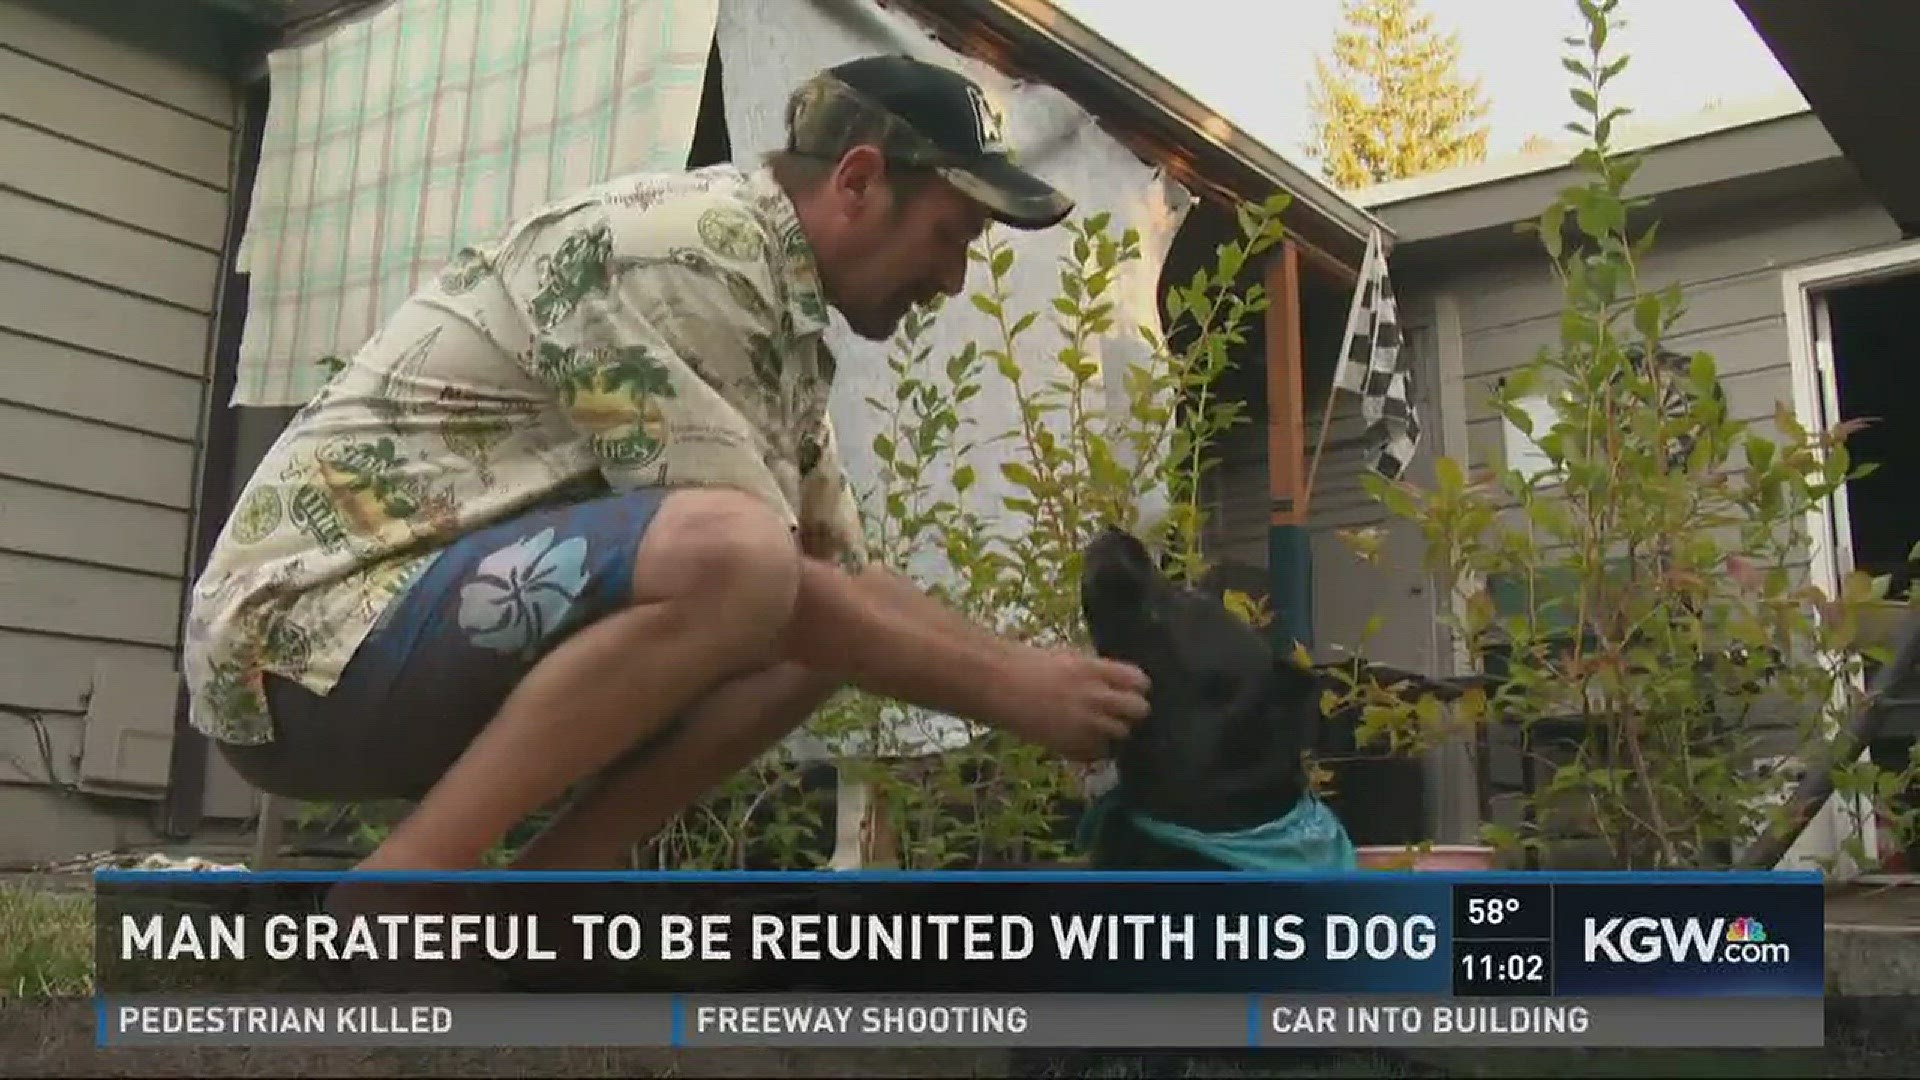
[1078,525,1335,870]
[1019,526,1456,1078]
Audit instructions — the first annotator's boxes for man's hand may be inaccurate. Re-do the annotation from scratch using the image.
[780,555,1151,762]
[992,646,1151,762]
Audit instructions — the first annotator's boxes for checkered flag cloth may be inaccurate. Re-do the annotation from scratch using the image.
[1331,229,1421,480]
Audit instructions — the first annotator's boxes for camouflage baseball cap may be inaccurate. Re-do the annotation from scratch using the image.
[785,54,1074,230]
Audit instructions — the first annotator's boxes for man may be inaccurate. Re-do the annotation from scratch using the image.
[184,54,1151,872]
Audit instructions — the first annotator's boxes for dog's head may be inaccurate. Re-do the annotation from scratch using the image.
[1079,526,1320,837]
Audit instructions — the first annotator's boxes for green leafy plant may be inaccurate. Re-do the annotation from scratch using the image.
[647,197,1292,870]
[1332,0,1920,870]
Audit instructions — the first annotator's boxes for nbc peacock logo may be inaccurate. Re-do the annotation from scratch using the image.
[1719,916,1789,963]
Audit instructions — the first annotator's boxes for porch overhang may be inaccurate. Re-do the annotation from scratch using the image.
[1736,0,1920,235]
[877,0,1389,282]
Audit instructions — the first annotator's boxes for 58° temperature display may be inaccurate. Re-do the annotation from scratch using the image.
[1452,884,1552,941]
[1452,884,1554,996]
[1464,897,1522,927]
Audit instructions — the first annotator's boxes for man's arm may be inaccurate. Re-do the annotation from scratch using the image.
[770,359,1152,757]
[776,554,1020,731]
[848,561,1020,663]
[775,552,1146,761]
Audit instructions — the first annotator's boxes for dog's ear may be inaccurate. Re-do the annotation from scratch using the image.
[1270,647,1326,712]
[1266,648,1325,756]
[1270,640,1314,678]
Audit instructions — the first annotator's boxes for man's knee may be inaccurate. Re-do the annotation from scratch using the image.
[635,488,801,624]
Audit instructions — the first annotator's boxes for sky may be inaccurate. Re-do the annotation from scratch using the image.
[1051,0,1801,173]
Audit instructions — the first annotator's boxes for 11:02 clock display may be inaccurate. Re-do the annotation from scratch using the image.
[1461,951,1546,983]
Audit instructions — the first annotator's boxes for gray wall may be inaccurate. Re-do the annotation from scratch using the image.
[1438,193,1900,499]
[1396,180,1902,649]
[0,1,249,863]
[1202,118,1907,686]
[1198,271,1450,677]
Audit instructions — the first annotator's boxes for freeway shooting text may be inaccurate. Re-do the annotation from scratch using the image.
[695,1003,1030,1036]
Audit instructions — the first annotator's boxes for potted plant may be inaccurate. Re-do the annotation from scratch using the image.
[1336,0,1917,872]
[1311,651,1499,870]
[1208,577,1495,870]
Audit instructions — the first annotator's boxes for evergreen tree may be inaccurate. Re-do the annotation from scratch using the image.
[1305,0,1492,190]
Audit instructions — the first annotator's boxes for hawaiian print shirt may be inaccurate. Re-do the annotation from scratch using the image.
[184,164,869,745]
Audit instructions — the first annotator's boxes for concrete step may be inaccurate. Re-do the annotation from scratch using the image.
[1826,877,1920,996]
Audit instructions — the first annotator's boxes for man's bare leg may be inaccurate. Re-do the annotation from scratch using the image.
[352,491,1142,872]
[509,661,839,870]
[355,490,804,871]
[501,555,1011,872]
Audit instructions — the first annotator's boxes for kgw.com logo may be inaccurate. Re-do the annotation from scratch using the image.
[1583,915,1789,964]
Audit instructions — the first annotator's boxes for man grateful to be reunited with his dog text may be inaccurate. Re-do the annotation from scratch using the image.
[183,55,1152,872]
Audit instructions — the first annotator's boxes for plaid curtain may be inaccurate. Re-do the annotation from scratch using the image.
[232,0,719,406]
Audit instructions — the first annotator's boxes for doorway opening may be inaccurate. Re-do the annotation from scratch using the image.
[1826,271,1920,600]
[1816,266,1920,869]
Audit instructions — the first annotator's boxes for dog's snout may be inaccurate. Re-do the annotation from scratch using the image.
[1081,527,1165,661]
[1085,527,1156,585]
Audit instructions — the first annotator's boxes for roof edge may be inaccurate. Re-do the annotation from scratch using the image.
[1355,92,1817,210]
[881,0,1390,267]
[996,0,1389,242]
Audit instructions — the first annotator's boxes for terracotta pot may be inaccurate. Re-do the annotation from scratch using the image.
[1356,844,1498,871]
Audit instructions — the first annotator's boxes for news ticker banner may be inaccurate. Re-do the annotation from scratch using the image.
[93,869,1825,1048]
[99,994,1820,1049]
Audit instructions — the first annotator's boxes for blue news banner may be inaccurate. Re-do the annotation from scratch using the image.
[92,870,1824,1049]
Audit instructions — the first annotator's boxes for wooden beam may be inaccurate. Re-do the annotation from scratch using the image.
[1172,164,1365,286]
[1266,240,1315,652]
[1266,241,1307,527]
[828,771,903,871]
[1290,230,1360,288]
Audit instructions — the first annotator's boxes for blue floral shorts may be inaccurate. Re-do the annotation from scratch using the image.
[221,488,669,803]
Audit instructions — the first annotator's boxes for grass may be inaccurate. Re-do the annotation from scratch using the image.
[1,879,92,997]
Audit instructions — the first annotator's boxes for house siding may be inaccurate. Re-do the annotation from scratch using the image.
[1444,194,1903,483]
[1201,420,1270,571]
[0,1,243,858]
[1408,189,1903,597]
[1205,170,1907,847]
[1201,300,1447,672]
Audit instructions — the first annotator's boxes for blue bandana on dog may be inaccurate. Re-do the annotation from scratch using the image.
[1078,790,1359,872]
